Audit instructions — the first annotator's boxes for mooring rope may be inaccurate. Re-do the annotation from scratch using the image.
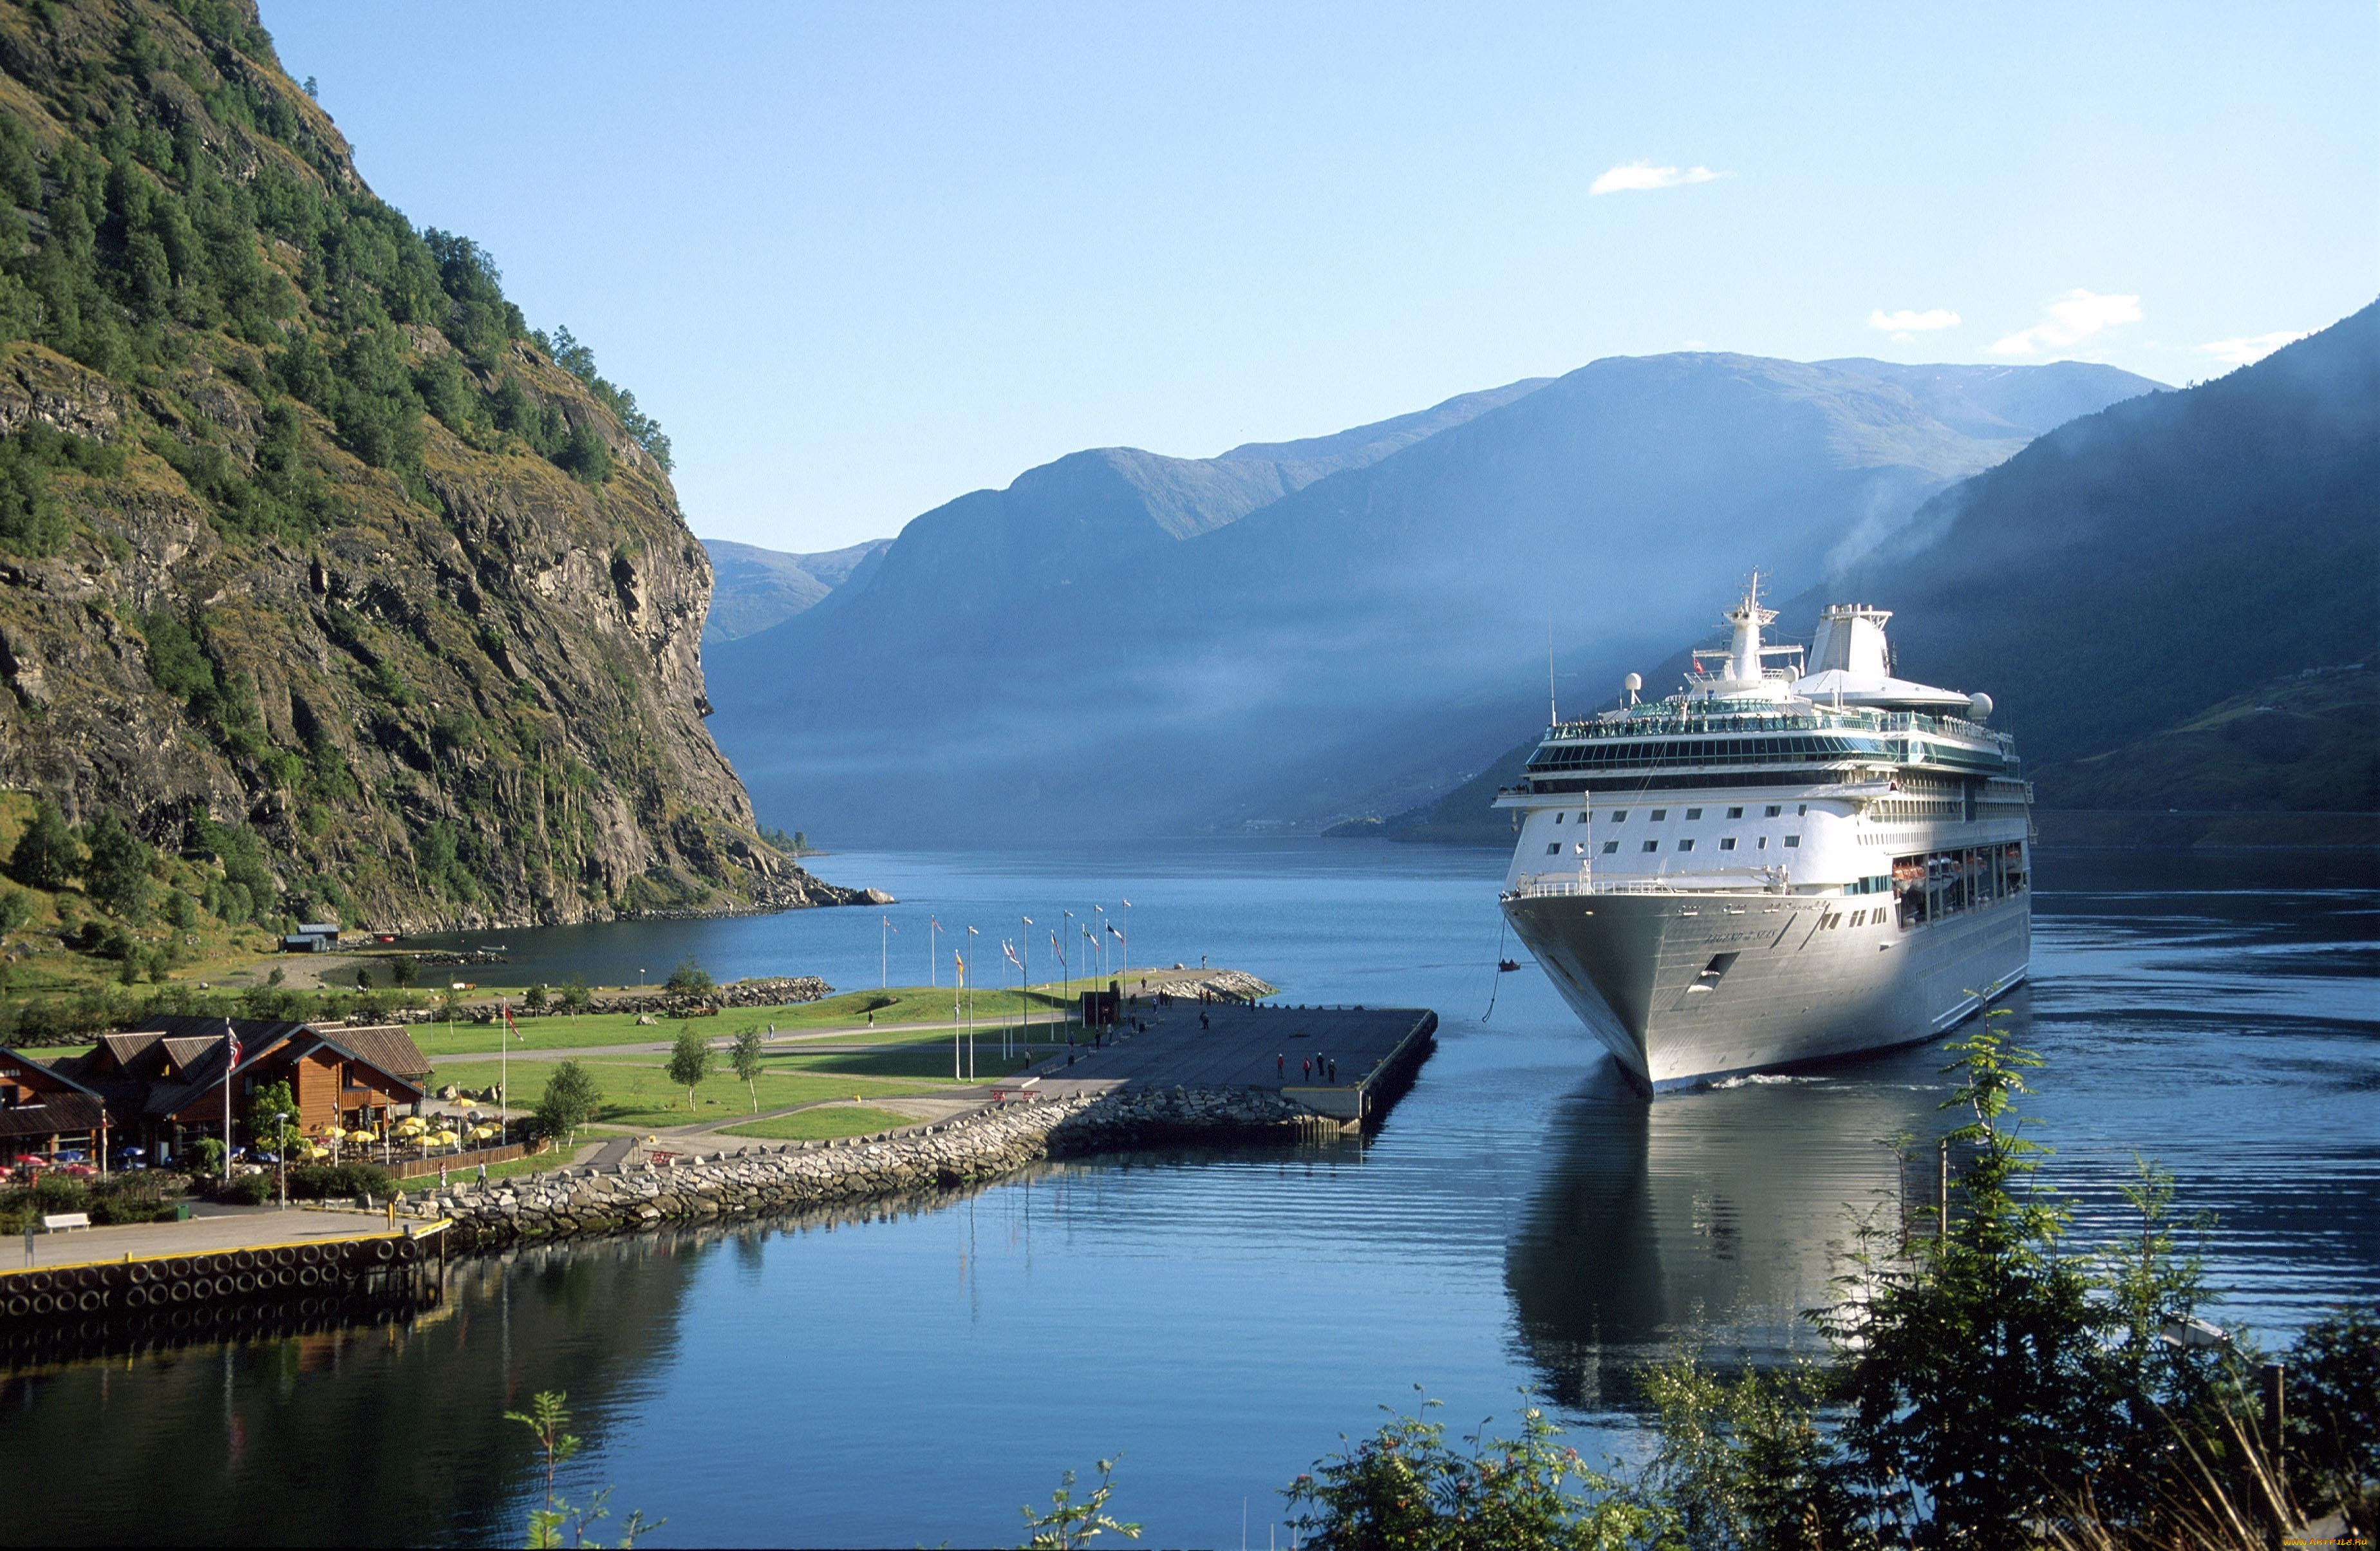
[1482,914,1511,1022]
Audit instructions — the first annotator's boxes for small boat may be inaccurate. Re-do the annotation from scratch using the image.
[1497,959,1521,973]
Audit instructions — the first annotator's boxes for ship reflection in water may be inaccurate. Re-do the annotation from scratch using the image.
[1506,1039,1956,1412]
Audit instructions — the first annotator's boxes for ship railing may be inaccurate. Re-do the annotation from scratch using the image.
[1505,872,1776,900]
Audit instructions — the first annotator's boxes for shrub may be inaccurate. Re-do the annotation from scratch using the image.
[10,798,77,890]
[30,1171,88,1213]
[223,1171,272,1205]
[286,1160,393,1200]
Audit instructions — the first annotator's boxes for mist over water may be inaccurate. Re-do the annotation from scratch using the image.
[5,844,2373,1547]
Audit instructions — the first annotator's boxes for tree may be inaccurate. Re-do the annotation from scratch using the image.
[664,955,713,1000]
[524,982,548,1013]
[506,1391,658,1550]
[534,1060,601,1147]
[729,1025,765,1113]
[245,1077,299,1159]
[389,955,417,988]
[82,812,152,919]
[0,883,33,931]
[1020,1456,1143,1549]
[559,973,592,1015]
[666,1026,710,1110]
[354,966,373,991]
[10,798,77,890]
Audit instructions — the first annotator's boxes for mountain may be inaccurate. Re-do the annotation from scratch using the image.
[1382,301,2379,843]
[0,0,846,929]
[707,354,2158,843]
[702,537,890,644]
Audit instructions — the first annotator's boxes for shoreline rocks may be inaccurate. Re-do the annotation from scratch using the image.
[418,1086,1336,1248]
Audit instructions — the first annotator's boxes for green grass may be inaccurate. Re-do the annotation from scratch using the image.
[409,984,1086,1057]
[391,1145,578,1194]
[763,1047,1036,1082]
[433,1057,947,1131]
[718,1107,917,1142]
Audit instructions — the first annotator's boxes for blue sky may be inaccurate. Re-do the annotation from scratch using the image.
[268,1,2375,552]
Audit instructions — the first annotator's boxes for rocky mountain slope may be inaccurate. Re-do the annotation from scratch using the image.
[0,0,848,929]
[706,355,2155,843]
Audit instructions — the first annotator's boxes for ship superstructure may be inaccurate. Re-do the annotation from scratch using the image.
[1497,581,2032,1090]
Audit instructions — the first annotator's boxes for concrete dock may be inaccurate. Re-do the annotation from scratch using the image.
[994,999,1438,1129]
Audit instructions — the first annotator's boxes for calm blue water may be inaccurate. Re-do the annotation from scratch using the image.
[2,842,2373,1547]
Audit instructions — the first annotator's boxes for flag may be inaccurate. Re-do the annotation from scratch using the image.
[1107,923,1123,942]
[1003,941,1021,969]
[884,917,898,933]
[1021,916,1033,926]
[503,1002,523,1042]
[225,1018,242,1071]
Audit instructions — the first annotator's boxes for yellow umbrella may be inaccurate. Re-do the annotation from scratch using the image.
[346,1129,376,1145]
[305,1145,330,1160]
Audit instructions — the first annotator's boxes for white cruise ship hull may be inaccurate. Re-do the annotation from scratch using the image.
[1503,887,2030,1091]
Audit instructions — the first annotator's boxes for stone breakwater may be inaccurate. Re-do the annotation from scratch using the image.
[391,976,836,1024]
[418,1087,1330,1248]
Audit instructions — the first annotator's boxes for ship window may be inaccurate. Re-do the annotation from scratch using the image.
[1642,840,1660,853]
[1554,813,1564,824]
[1546,843,1560,855]
[1798,804,1808,815]
[1727,806,1743,818]
[1678,838,1695,852]
[1685,807,1703,820]
[1577,813,1588,823]
[1719,837,1737,851]
[1610,810,1626,822]
[1651,808,1667,820]
[1757,836,1769,849]
[1765,805,1781,817]
[1850,909,1866,926]
[1785,835,1801,847]
[1602,841,1619,854]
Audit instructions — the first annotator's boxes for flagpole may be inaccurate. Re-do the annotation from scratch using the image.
[1121,899,1132,1004]
[222,1016,233,1184]
[499,993,508,1122]
[953,950,962,1080]
[965,926,979,1082]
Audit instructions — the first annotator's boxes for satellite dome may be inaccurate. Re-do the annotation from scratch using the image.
[1968,692,1994,722]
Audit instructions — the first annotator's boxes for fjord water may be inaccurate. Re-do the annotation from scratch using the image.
[3,844,2373,1547]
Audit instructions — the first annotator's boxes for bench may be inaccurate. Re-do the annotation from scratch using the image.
[41,1212,89,1233]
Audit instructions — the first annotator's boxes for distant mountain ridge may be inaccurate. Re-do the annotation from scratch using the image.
[1380,301,2379,843]
[706,350,2162,843]
[702,538,891,643]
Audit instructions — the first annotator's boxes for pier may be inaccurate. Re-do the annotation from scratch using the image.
[0,1216,450,1340]
[1000,999,1439,1133]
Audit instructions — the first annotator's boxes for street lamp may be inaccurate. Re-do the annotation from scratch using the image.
[272,1111,291,1208]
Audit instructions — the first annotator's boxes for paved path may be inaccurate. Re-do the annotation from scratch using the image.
[1009,1002,1430,1094]
[15,1207,405,1272]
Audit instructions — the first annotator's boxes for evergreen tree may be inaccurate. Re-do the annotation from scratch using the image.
[10,800,78,890]
[82,811,153,919]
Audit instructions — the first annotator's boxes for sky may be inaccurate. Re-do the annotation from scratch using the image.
[267,1,2377,554]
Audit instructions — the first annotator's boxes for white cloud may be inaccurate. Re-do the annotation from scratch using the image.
[1869,308,1960,334]
[2196,330,2309,367]
[1589,161,1727,196]
[1987,289,2143,356]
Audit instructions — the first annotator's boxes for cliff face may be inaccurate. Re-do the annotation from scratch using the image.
[0,0,850,928]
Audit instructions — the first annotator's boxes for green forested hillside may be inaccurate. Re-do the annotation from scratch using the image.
[0,0,852,975]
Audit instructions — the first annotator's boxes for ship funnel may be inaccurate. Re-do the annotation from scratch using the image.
[1811,603,1893,676]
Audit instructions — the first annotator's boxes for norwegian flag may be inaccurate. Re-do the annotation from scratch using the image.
[224,1018,242,1071]
[883,916,898,934]
[502,1002,523,1042]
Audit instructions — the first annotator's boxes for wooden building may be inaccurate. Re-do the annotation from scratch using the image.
[0,1049,110,1161]
[37,1016,432,1164]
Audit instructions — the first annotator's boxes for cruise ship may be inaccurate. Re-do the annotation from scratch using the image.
[1497,582,2031,1091]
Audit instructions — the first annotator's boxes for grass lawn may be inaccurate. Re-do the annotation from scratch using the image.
[763,1047,1036,1082]
[718,1107,916,1142]
[391,1145,578,1195]
[433,1057,946,1131]
[410,984,1087,1057]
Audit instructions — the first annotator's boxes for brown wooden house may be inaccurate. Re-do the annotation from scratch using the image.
[0,1048,111,1161]
[42,1016,431,1163]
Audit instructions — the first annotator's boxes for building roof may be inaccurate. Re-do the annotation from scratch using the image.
[54,1015,431,1127]
[0,1090,106,1140]
[332,1025,434,1080]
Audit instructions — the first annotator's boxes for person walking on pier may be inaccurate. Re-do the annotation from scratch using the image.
[1276,1053,1284,1078]
[1302,1058,1311,1082]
